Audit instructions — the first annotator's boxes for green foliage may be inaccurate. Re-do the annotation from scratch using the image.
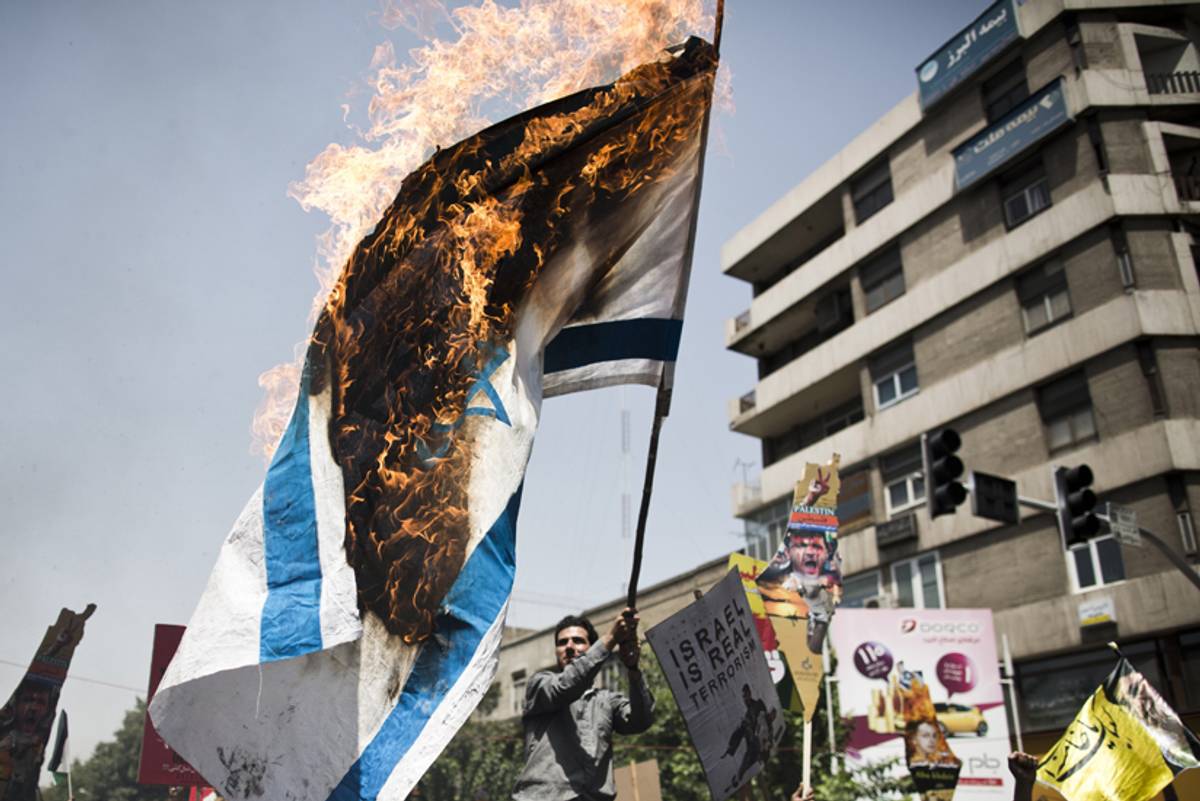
[415,686,525,801]
[41,698,163,801]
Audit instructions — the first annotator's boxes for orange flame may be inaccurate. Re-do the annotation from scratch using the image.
[252,0,717,459]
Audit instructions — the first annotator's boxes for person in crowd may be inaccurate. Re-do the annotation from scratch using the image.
[511,609,652,801]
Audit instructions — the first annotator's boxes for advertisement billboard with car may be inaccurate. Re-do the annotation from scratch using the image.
[831,608,1013,800]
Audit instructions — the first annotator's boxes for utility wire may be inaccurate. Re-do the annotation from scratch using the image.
[0,659,142,694]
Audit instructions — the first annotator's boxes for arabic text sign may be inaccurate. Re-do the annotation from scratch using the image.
[138,625,206,786]
[831,609,1013,800]
[954,78,1070,190]
[916,0,1020,110]
[647,570,785,801]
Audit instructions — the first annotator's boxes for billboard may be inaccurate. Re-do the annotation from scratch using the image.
[916,0,1021,111]
[831,608,1013,799]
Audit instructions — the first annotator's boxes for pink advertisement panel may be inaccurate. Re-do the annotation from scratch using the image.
[831,608,1013,799]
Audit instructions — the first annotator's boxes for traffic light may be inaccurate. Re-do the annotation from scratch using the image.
[1053,464,1099,548]
[922,428,966,518]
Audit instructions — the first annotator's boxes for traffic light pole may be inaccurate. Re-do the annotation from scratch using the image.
[1016,494,1200,593]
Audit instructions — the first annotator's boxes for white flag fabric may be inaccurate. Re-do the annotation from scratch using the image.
[150,37,717,801]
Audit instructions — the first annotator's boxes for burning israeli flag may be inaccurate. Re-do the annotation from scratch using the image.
[149,29,717,801]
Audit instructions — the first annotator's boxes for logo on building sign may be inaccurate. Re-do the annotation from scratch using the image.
[900,618,918,634]
[919,61,939,82]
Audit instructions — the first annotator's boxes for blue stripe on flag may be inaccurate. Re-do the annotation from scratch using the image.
[327,486,523,801]
[544,318,682,374]
[260,366,323,662]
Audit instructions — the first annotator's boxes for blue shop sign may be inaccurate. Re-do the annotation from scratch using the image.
[953,78,1071,191]
[916,0,1021,111]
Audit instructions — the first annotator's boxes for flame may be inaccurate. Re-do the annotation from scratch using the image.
[253,0,718,458]
[251,1,721,642]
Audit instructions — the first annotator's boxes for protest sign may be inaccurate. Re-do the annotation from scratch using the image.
[831,608,1012,800]
[647,570,785,801]
[755,456,844,652]
[1037,655,1199,801]
[727,553,802,713]
[0,604,94,801]
[139,625,206,786]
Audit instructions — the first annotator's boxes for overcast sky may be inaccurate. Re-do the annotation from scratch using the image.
[2,0,976,773]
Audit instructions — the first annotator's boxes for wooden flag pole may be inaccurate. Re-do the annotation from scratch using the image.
[802,720,814,792]
[625,2,724,610]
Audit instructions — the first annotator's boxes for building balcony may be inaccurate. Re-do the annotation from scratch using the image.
[1146,70,1200,95]
[727,167,1198,441]
[750,291,1199,513]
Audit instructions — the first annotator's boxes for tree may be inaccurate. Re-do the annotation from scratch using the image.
[41,699,162,801]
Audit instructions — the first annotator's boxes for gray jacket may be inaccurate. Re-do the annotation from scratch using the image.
[511,640,654,801]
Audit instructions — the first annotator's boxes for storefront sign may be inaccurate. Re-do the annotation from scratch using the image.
[954,78,1071,190]
[1078,596,1117,628]
[917,0,1021,110]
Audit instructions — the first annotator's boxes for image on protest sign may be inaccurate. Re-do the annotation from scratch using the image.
[831,608,1012,800]
[728,553,804,713]
[756,457,843,650]
[647,569,785,801]
[0,605,94,801]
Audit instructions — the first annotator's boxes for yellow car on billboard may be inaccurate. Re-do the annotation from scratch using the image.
[934,702,988,737]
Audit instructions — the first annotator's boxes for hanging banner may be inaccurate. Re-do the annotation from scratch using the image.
[756,456,844,652]
[139,625,206,786]
[0,604,95,801]
[831,608,1013,800]
[647,570,785,801]
[953,78,1071,190]
[916,0,1021,111]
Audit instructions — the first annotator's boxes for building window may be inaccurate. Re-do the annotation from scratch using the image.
[841,571,883,608]
[1017,259,1071,334]
[860,246,906,313]
[837,468,874,530]
[982,59,1029,123]
[510,670,527,716]
[1038,371,1097,452]
[882,445,925,517]
[1167,474,1198,556]
[891,552,943,609]
[823,397,865,436]
[871,341,918,410]
[1017,641,1161,731]
[1110,224,1135,287]
[1002,164,1051,228]
[851,158,894,224]
[1068,535,1125,592]
[1136,341,1168,419]
[745,497,790,562]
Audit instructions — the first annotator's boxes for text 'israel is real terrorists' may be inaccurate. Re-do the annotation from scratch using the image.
[662,600,757,709]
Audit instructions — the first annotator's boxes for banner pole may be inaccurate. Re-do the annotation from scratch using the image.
[626,3,723,609]
[626,389,668,608]
[802,719,813,791]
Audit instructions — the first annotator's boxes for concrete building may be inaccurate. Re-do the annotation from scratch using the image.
[722,0,1199,758]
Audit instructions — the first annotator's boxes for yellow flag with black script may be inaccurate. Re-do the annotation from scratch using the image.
[1037,657,1199,801]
